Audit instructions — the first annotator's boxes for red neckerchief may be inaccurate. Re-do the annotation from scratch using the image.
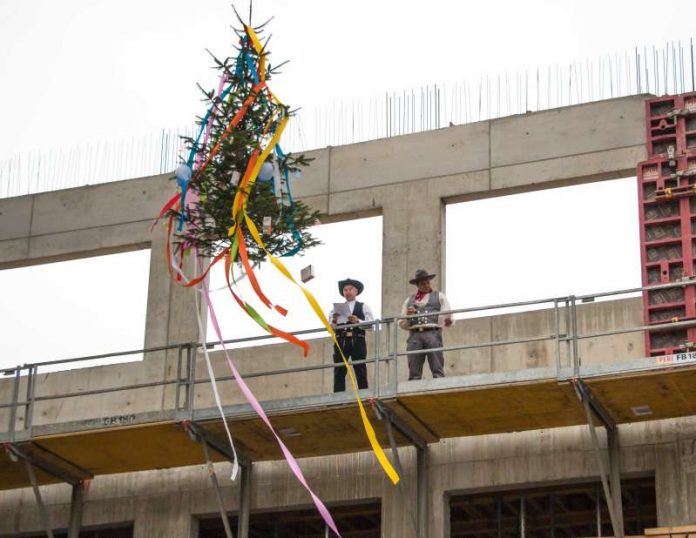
[414,290,428,302]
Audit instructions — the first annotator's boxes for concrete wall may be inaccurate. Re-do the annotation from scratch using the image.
[0,94,649,425]
[2,417,695,537]
[0,296,645,430]
[0,95,648,322]
[3,94,693,537]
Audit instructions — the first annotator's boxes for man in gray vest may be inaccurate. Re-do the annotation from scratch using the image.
[329,278,374,392]
[399,269,454,380]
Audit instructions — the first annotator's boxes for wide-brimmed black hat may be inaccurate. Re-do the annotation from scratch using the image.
[338,278,364,296]
[409,269,436,285]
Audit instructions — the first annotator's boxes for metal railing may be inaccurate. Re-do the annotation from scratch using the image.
[2,280,695,442]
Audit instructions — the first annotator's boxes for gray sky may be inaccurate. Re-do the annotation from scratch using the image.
[0,0,689,369]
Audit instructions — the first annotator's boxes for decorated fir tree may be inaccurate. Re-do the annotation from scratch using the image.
[168,17,320,264]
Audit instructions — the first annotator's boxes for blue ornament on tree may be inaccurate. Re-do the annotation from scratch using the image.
[258,161,274,182]
[175,164,193,189]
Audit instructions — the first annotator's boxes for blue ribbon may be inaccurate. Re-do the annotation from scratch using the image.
[178,79,236,231]
[274,144,303,257]
[180,40,303,256]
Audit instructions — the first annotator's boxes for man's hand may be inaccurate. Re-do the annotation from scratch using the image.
[348,314,359,324]
[331,312,339,324]
[444,318,453,327]
[406,306,416,315]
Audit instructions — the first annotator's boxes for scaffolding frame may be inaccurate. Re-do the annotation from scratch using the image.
[2,281,696,535]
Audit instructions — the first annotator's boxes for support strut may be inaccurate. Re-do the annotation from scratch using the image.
[373,400,428,538]
[572,379,624,538]
[182,420,251,538]
[4,442,92,538]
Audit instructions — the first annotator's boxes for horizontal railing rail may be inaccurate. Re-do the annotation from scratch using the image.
[1,279,693,441]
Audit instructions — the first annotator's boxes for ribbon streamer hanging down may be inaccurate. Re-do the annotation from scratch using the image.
[200,264,341,537]
[157,22,401,534]
[242,214,400,485]
[217,101,401,483]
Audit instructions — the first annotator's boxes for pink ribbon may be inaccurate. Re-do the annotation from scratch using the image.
[200,272,341,536]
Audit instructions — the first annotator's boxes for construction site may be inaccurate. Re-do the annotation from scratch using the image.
[1,90,696,538]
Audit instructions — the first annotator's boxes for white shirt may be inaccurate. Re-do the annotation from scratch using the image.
[398,291,455,330]
[328,299,374,326]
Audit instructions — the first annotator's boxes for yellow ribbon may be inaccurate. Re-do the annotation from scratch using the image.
[224,25,400,485]
[244,214,400,485]
[228,113,289,237]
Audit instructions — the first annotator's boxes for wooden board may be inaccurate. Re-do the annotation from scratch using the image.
[200,404,411,461]
[0,445,62,490]
[585,368,696,423]
[34,422,218,476]
[396,381,587,438]
[0,403,409,489]
[3,366,696,491]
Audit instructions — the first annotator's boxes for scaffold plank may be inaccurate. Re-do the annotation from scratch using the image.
[2,362,696,492]
[197,404,411,461]
[396,380,587,438]
[583,367,696,423]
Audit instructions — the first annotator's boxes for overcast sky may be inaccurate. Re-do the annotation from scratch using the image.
[0,0,692,369]
[2,0,695,158]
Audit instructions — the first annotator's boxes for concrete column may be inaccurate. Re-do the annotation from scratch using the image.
[143,222,172,353]
[145,214,201,351]
[380,448,419,538]
[655,434,696,525]
[382,184,444,317]
[133,492,192,538]
[683,436,696,522]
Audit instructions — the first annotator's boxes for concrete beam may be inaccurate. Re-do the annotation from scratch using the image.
[1,96,648,267]
[0,174,171,269]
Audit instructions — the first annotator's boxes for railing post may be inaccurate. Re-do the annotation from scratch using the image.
[175,344,183,411]
[564,297,572,369]
[553,299,561,375]
[374,319,381,398]
[186,344,196,417]
[570,295,580,376]
[383,320,391,388]
[8,368,20,441]
[24,366,36,431]
[390,318,399,392]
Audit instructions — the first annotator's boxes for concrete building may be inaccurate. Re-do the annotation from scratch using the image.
[1,94,695,537]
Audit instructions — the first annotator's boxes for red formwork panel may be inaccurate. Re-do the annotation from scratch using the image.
[645,92,696,158]
[638,153,696,355]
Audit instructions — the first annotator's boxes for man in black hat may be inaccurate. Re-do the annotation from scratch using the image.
[329,278,374,392]
[399,269,454,380]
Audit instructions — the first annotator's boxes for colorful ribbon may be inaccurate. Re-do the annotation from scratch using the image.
[156,22,401,536]
[200,264,340,536]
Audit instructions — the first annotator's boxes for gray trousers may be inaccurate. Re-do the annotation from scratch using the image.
[407,329,445,379]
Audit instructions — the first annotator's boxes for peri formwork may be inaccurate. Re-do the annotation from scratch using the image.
[645,92,696,158]
[640,92,696,355]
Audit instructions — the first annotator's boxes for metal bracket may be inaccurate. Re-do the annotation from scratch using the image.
[5,442,91,538]
[572,379,616,431]
[181,420,253,538]
[5,442,93,485]
[571,379,624,538]
[24,456,54,538]
[201,440,235,538]
[372,399,426,451]
[181,420,249,467]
